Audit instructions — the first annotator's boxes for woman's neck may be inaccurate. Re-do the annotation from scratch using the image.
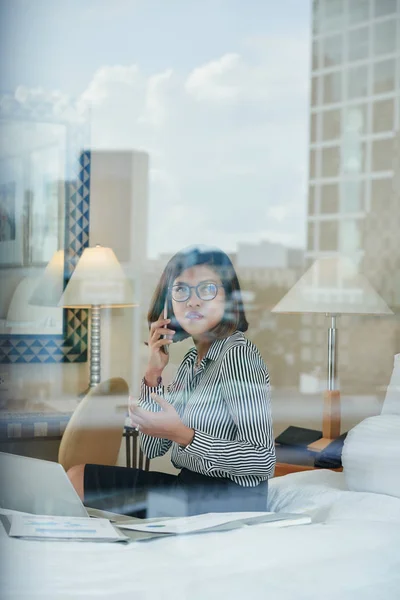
[193,336,212,364]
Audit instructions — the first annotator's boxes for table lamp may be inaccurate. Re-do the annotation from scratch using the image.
[29,249,66,307]
[271,254,393,450]
[58,245,137,389]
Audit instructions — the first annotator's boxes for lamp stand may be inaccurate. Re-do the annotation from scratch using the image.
[89,305,101,388]
[308,314,341,452]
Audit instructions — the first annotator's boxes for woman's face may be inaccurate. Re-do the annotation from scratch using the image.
[171,265,226,339]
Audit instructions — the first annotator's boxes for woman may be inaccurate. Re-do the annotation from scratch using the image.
[68,246,275,516]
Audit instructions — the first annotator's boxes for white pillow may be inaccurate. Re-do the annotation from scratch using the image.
[342,414,400,498]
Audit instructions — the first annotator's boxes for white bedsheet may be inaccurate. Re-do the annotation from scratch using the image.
[2,470,400,600]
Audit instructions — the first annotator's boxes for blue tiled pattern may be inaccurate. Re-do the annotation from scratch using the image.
[0,140,90,363]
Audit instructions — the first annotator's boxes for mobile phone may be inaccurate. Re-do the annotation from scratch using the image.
[162,298,169,355]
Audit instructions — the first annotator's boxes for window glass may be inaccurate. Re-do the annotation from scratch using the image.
[374,0,397,18]
[310,112,318,143]
[2,0,400,538]
[322,108,341,140]
[312,76,319,105]
[370,178,393,211]
[310,148,317,179]
[321,183,339,213]
[372,99,395,134]
[347,65,368,99]
[308,185,316,214]
[307,221,315,251]
[322,146,340,178]
[343,104,367,134]
[340,109,365,175]
[373,59,396,94]
[323,71,342,104]
[374,20,397,56]
[340,219,363,254]
[312,40,320,71]
[348,27,369,62]
[341,180,364,212]
[372,138,394,172]
[322,0,344,33]
[319,220,339,251]
[349,0,370,24]
[322,34,343,68]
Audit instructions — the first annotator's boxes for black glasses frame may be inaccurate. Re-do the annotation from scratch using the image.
[169,282,224,302]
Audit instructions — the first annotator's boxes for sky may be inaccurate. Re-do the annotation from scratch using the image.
[1,0,312,259]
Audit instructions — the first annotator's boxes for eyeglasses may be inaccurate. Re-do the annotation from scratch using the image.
[170,281,223,302]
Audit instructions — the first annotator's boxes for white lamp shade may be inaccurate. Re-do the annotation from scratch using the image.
[271,255,393,315]
[29,250,65,307]
[58,246,136,308]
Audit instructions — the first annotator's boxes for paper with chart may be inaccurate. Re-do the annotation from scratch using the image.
[118,511,311,535]
[8,514,128,541]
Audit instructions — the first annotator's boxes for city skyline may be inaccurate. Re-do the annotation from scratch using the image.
[0,0,312,259]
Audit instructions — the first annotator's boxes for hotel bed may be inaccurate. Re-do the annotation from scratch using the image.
[1,415,400,600]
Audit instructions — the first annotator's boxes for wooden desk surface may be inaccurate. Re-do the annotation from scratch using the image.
[274,462,343,477]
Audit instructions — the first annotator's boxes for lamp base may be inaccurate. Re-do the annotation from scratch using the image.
[307,390,341,452]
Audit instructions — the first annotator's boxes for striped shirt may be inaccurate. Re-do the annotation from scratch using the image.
[133,331,276,487]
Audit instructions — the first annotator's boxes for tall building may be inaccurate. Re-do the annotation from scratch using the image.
[89,150,149,269]
[304,0,400,391]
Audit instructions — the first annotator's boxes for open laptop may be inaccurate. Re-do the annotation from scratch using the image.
[0,452,89,517]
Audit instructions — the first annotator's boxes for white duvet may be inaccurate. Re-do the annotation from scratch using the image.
[2,470,400,600]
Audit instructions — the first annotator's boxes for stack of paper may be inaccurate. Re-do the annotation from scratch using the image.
[118,511,311,536]
[3,513,128,543]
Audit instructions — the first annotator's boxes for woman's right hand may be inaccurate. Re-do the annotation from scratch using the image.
[144,316,175,385]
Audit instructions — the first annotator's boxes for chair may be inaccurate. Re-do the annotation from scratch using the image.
[124,426,150,470]
[58,377,129,471]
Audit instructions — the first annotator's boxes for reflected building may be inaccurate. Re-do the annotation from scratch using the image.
[304,0,400,392]
[237,241,304,288]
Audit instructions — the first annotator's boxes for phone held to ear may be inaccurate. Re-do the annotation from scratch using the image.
[162,299,169,355]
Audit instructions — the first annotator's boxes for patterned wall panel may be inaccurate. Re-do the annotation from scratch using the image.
[0,91,90,363]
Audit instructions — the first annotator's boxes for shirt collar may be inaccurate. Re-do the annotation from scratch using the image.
[204,337,228,362]
[190,331,240,365]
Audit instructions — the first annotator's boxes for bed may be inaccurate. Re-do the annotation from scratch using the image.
[1,416,400,599]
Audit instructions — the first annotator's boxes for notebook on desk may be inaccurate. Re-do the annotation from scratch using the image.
[116,511,312,542]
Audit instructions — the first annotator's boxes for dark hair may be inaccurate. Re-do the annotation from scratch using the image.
[147,245,248,342]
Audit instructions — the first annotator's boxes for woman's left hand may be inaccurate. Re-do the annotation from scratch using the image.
[130,394,194,447]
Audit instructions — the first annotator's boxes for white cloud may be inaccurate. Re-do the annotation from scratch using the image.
[185,35,309,107]
[139,69,174,127]
[44,31,310,258]
[79,65,141,108]
[268,205,290,222]
[184,53,242,103]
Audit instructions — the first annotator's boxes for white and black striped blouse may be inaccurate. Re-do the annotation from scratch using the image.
[133,331,276,487]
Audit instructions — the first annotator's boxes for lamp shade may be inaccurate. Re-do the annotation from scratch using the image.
[58,245,136,308]
[271,255,393,315]
[29,249,66,307]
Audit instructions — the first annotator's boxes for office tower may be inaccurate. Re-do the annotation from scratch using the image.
[304,0,400,391]
[89,150,149,268]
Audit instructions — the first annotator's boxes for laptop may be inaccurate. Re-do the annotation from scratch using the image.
[0,452,89,517]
